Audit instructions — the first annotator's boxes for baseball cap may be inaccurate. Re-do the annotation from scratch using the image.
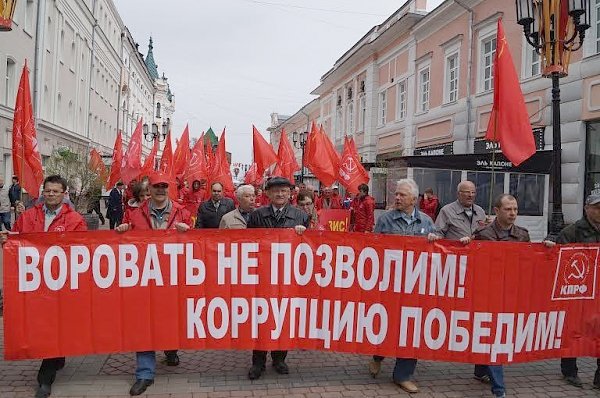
[586,190,600,205]
[149,172,171,186]
[265,176,293,190]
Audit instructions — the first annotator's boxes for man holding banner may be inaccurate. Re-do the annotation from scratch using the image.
[368,178,437,394]
[1,174,87,398]
[246,176,309,380]
[471,194,531,398]
[115,171,192,396]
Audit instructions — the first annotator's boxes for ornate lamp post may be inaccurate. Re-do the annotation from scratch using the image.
[143,121,168,142]
[515,0,590,236]
[0,0,17,31]
[292,130,308,183]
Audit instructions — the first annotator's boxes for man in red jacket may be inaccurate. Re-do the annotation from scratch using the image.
[315,186,343,210]
[350,183,375,232]
[1,174,87,398]
[116,171,192,396]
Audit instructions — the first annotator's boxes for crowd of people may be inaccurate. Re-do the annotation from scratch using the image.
[1,172,599,398]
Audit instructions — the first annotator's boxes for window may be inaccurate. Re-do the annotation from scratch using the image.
[378,91,387,126]
[346,101,354,135]
[418,67,430,113]
[481,36,497,92]
[156,102,161,118]
[397,80,407,120]
[509,174,545,216]
[358,94,366,132]
[4,58,16,106]
[445,53,459,103]
[335,105,343,139]
[523,44,541,79]
[586,121,600,200]
[25,0,34,32]
[466,171,504,213]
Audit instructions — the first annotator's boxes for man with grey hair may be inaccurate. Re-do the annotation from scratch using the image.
[219,185,256,229]
[368,178,437,394]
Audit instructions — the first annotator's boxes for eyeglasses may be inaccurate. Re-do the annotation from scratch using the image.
[43,189,64,195]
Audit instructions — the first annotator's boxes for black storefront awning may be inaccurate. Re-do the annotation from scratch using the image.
[395,150,553,174]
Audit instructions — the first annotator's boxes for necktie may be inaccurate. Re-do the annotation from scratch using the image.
[275,209,282,219]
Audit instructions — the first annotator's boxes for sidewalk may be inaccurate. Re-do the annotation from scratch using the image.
[1,321,599,398]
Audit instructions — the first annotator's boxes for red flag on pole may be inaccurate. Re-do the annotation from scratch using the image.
[210,129,235,193]
[252,125,278,176]
[157,132,178,201]
[272,128,300,183]
[485,19,536,166]
[205,139,215,177]
[106,131,123,190]
[173,125,190,179]
[121,119,143,184]
[338,137,369,193]
[304,123,339,187]
[12,60,44,198]
[140,137,159,178]
[184,133,208,185]
[244,163,264,186]
[88,148,108,182]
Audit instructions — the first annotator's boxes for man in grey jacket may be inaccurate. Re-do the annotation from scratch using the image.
[0,177,12,230]
[219,185,255,229]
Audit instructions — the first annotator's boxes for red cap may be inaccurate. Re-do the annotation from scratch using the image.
[149,172,171,186]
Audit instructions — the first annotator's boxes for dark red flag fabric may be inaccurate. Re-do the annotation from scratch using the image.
[88,148,107,182]
[157,132,178,201]
[106,131,123,190]
[121,119,143,184]
[244,163,264,186]
[12,60,44,198]
[338,137,369,194]
[173,125,190,179]
[184,133,208,185]
[252,125,278,176]
[485,19,536,166]
[272,128,300,183]
[304,123,339,187]
[210,129,235,193]
[140,136,159,178]
[205,139,215,176]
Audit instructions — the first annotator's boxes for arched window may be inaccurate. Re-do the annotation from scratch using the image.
[4,58,16,106]
[156,102,161,118]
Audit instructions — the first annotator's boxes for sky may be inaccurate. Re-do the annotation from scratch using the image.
[113,0,445,164]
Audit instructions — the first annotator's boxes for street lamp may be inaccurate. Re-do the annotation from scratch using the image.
[0,0,17,31]
[292,130,308,183]
[143,122,167,142]
[515,0,590,236]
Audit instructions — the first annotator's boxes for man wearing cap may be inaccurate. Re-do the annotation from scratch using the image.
[195,182,236,228]
[246,176,310,380]
[116,172,192,396]
[545,191,600,389]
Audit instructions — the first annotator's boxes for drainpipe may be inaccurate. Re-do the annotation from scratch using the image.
[454,0,474,151]
[86,0,98,141]
[32,0,47,125]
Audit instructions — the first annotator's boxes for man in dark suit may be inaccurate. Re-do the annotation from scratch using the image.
[246,176,310,380]
[195,182,235,228]
[107,182,124,229]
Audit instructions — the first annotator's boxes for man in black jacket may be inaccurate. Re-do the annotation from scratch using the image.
[247,177,309,380]
[107,182,124,229]
[545,191,600,388]
[195,182,235,228]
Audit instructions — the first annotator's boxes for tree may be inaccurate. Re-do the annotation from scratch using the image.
[45,147,106,212]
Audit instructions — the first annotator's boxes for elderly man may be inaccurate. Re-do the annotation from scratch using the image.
[196,182,235,228]
[0,177,12,230]
[470,194,530,398]
[116,172,192,396]
[219,185,256,229]
[1,175,87,398]
[316,185,343,210]
[246,176,309,380]
[432,180,488,244]
[369,178,437,394]
[545,191,600,388]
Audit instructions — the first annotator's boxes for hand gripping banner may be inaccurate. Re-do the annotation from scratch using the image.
[3,229,600,363]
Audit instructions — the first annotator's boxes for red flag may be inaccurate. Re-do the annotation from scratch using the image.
[88,148,108,182]
[244,163,264,185]
[485,19,535,166]
[184,133,208,185]
[121,119,143,184]
[157,132,178,201]
[210,129,235,193]
[272,128,300,183]
[106,131,123,189]
[252,125,278,176]
[173,125,190,178]
[12,60,44,198]
[205,139,215,176]
[140,137,159,178]
[338,137,369,193]
[304,123,339,187]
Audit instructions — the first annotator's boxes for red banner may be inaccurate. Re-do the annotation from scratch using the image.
[3,230,600,364]
[317,209,351,232]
